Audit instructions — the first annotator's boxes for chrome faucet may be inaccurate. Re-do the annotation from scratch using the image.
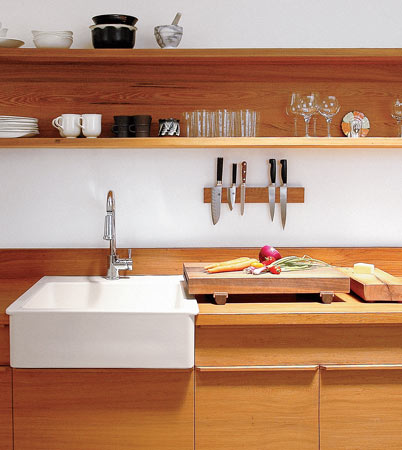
[103,190,133,280]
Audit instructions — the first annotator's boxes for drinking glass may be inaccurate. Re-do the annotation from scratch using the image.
[286,93,300,136]
[391,99,402,137]
[298,93,319,137]
[319,95,340,137]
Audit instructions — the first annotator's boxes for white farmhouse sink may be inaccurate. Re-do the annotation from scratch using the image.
[6,276,199,369]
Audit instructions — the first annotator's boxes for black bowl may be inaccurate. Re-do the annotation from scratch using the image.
[91,26,136,49]
[92,14,138,26]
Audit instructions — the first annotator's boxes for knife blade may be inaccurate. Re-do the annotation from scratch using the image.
[211,157,223,225]
[240,161,247,216]
[280,159,287,229]
[268,158,276,221]
[228,163,237,211]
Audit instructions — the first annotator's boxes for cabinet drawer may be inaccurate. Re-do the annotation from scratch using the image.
[0,325,9,366]
[321,365,402,450]
[196,325,402,366]
[196,366,318,450]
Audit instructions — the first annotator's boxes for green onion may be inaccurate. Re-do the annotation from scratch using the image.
[267,255,329,272]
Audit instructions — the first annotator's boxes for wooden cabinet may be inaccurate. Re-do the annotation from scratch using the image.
[320,365,402,450]
[13,369,194,450]
[0,367,12,450]
[196,366,319,450]
[0,326,9,366]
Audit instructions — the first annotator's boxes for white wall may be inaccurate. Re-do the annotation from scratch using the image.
[1,0,402,248]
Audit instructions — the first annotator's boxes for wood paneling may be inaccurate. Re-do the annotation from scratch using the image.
[0,326,9,365]
[0,367,12,450]
[13,369,194,450]
[321,367,402,450]
[1,248,401,279]
[195,325,402,366]
[196,367,318,450]
[1,49,402,138]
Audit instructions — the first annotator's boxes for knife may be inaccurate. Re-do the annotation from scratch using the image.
[240,161,247,216]
[228,163,237,211]
[211,157,223,225]
[280,159,287,229]
[268,159,276,221]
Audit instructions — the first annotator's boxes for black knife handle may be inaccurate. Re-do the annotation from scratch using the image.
[232,163,237,184]
[269,159,276,184]
[217,157,223,183]
[241,161,247,183]
[280,159,287,184]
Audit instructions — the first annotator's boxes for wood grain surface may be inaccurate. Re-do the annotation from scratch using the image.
[13,369,194,450]
[320,368,402,450]
[0,248,401,278]
[184,263,350,295]
[0,326,9,365]
[341,267,402,301]
[0,367,12,450]
[1,48,402,138]
[196,368,318,450]
[203,187,305,204]
[4,137,402,149]
[195,325,402,366]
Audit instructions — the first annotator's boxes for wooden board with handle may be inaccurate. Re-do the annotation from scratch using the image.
[340,267,402,302]
[183,263,350,304]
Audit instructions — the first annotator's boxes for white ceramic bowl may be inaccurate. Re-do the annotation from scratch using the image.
[33,35,73,49]
[32,30,73,36]
[154,25,183,49]
[0,28,8,37]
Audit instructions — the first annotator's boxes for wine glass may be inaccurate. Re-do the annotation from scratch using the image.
[319,95,340,137]
[298,93,319,137]
[285,93,300,136]
[391,99,402,137]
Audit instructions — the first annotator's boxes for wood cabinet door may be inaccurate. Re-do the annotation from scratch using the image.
[13,369,194,450]
[0,367,12,450]
[321,365,402,450]
[196,366,319,450]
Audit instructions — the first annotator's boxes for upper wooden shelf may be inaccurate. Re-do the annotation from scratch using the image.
[2,48,402,65]
[1,137,402,149]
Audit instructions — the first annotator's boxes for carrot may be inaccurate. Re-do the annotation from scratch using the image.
[207,259,258,274]
[204,257,251,270]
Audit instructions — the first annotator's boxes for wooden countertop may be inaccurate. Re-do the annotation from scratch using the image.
[1,277,402,327]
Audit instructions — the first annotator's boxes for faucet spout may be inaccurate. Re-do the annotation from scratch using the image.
[103,190,132,280]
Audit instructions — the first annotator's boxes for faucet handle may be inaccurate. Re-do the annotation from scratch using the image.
[128,248,132,260]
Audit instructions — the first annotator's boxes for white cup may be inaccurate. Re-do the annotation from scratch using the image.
[0,28,8,37]
[52,114,81,138]
[79,114,102,138]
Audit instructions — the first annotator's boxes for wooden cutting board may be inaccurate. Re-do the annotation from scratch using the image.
[340,268,402,302]
[183,263,350,303]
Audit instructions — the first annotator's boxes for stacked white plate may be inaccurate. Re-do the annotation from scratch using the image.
[0,116,39,138]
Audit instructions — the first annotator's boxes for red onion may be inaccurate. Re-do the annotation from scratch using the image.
[258,245,281,263]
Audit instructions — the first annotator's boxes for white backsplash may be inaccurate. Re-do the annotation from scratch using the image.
[1,147,401,247]
[2,0,402,247]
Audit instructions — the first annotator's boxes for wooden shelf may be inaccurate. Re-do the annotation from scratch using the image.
[1,137,402,149]
[2,48,402,65]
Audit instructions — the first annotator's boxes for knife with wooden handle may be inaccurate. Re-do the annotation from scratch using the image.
[268,159,276,221]
[240,161,247,216]
[280,159,287,229]
[211,157,223,225]
[228,163,237,211]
